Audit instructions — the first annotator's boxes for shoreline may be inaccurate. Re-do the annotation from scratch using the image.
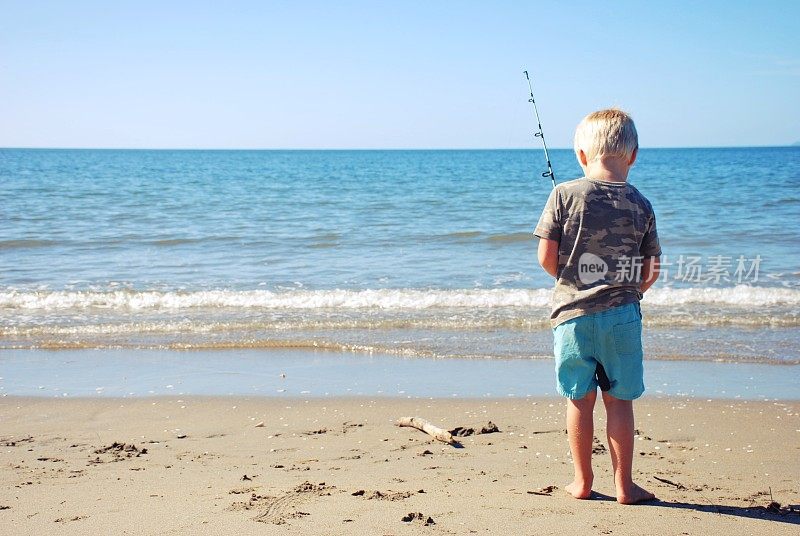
[1,396,798,535]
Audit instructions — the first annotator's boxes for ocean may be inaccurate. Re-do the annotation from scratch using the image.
[1,147,799,366]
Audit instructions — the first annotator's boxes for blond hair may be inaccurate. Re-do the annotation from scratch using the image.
[573,108,638,162]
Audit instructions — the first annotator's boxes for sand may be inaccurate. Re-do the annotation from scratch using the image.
[1,396,798,535]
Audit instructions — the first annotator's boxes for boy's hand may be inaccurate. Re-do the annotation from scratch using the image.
[537,238,559,277]
[641,256,660,293]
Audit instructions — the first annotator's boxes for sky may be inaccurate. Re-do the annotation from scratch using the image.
[1,1,798,149]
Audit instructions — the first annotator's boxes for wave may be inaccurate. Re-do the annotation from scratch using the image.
[1,285,799,311]
[428,231,535,244]
[443,231,483,239]
[486,232,534,243]
[149,238,208,246]
[2,337,420,356]
[645,286,800,306]
[428,231,484,243]
[0,239,59,250]
[0,288,551,310]
[2,329,796,364]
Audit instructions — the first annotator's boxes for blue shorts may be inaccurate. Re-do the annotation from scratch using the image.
[553,302,644,400]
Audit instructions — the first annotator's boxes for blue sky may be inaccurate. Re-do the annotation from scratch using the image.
[1,1,798,149]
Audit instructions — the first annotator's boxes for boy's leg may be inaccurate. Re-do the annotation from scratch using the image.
[602,392,655,504]
[565,389,597,499]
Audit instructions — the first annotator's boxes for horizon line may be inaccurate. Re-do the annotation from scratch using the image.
[0,144,796,151]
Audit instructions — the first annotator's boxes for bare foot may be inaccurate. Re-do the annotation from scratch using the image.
[565,480,593,500]
[616,483,656,504]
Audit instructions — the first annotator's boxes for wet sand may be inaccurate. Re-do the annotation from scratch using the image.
[3,348,799,400]
[1,396,798,535]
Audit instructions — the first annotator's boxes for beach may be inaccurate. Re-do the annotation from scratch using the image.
[3,0,799,532]
[1,395,798,535]
[2,148,798,534]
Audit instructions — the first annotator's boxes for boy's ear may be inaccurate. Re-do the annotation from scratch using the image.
[628,147,638,166]
[578,149,589,166]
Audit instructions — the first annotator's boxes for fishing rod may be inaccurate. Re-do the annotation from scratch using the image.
[523,70,556,188]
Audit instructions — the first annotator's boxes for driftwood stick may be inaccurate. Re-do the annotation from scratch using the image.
[652,476,687,490]
[396,417,456,445]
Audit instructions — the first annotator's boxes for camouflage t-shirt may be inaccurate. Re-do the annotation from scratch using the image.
[534,177,661,327]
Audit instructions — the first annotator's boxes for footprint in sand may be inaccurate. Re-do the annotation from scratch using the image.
[249,481,334,525]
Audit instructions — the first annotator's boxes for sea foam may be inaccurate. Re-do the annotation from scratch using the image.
[0,285,798,311]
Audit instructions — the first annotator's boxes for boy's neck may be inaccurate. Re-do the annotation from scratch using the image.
[580,154,633,183]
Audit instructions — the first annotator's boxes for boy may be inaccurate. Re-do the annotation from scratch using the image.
[534,109,660,505]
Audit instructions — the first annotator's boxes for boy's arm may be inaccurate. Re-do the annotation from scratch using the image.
[538,237,560,278]
[640,256,660,293]
[534,188,562,278]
